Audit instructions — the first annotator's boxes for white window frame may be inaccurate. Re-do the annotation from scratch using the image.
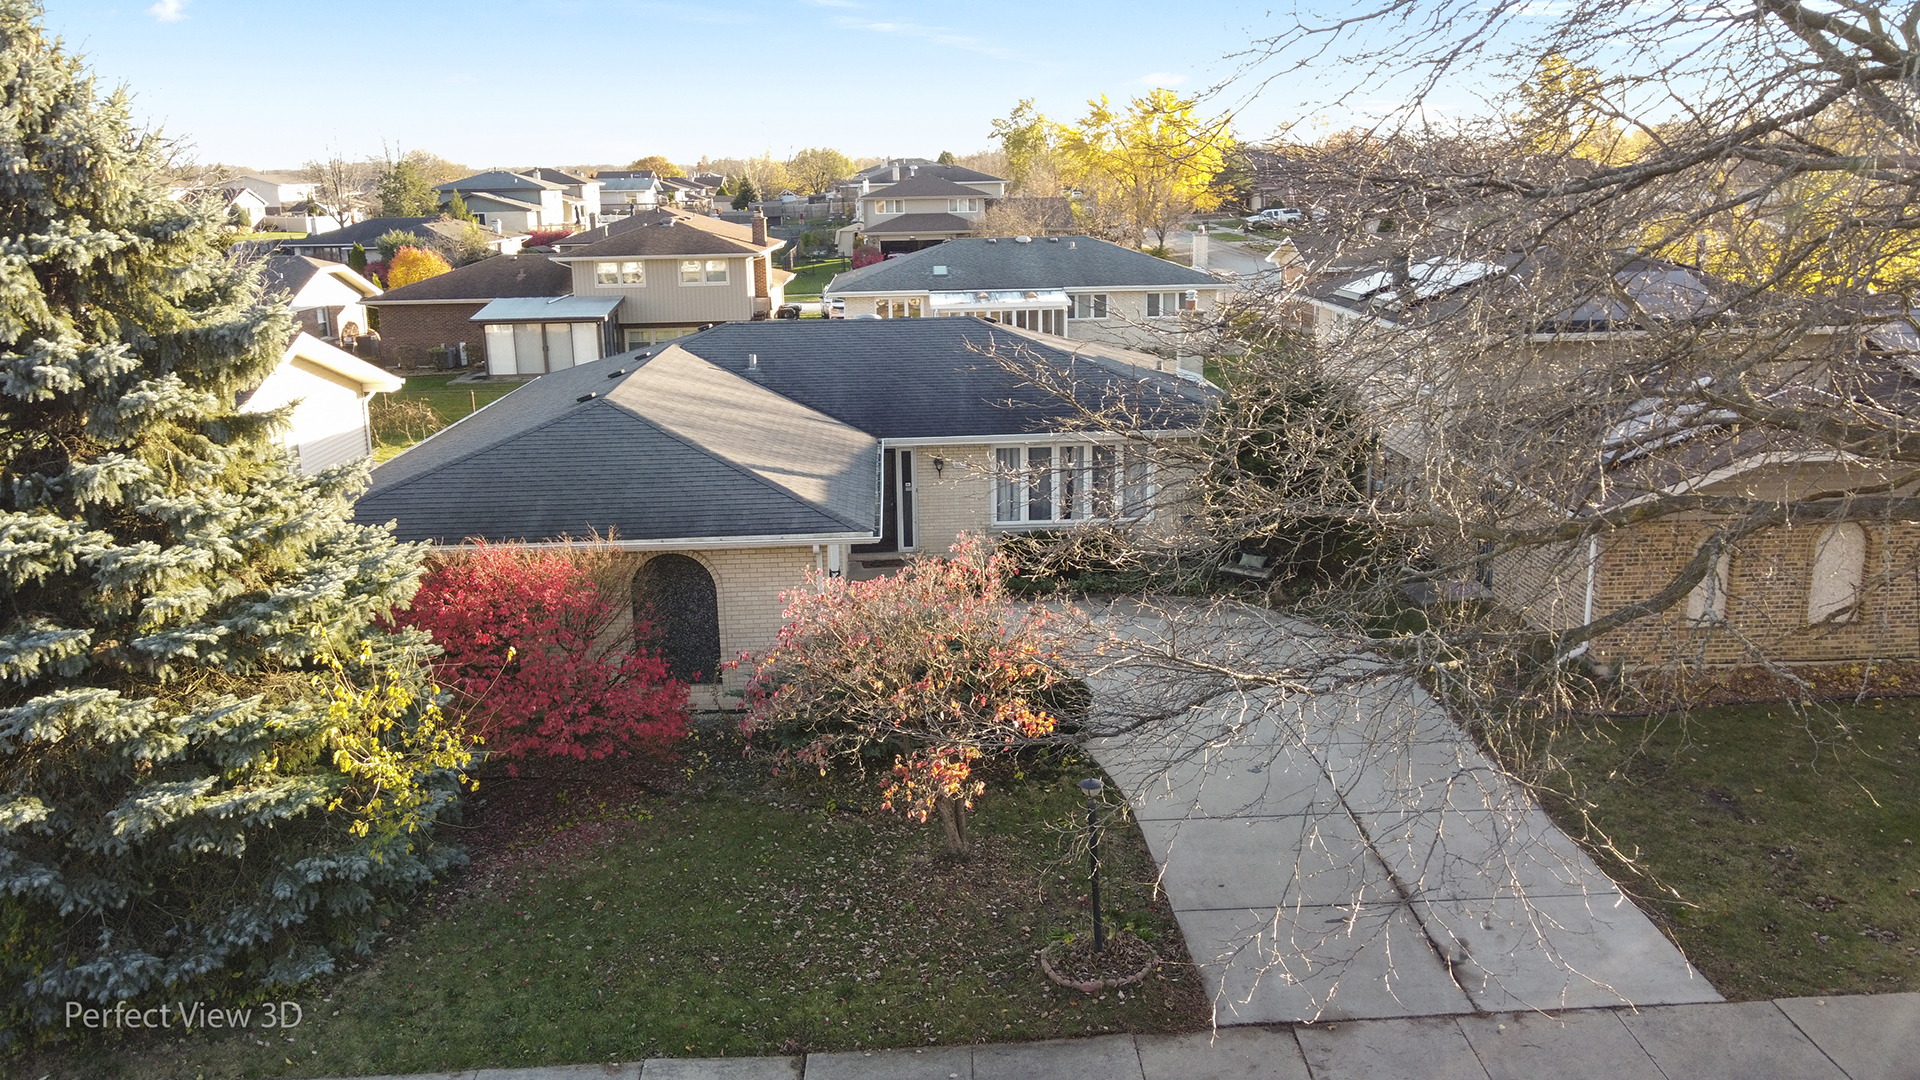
[875,298,922,318]
[1146,292,1178,318]
[314,306,331,337]
[597,261,645,285]
[1808,522,1866,624]
[991,441,1151,526]
[1685,543,1732,625]
[947,198,981,213]
[1070,293,1109,320]
[680,259,730,285]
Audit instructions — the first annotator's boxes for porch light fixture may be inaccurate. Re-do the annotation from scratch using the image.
[933,457,945,476]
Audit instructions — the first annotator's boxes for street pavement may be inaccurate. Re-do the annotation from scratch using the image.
[1074,600,1720,1023]
[324,993,1920,1078]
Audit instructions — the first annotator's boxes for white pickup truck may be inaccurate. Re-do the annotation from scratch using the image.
[1244,207,1305,228]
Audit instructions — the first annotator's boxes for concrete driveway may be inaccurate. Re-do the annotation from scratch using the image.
[1074,600,1721,1024]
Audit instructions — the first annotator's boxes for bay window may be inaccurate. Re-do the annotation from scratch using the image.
[992,442,1150,525]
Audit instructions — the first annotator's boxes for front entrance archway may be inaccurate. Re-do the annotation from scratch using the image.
[633,554,721,684]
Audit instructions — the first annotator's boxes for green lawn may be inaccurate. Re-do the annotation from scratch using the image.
[24,742,1205,1079]
[372,374,516,462]
[1524,698,1920,1000]
[786,257,849,299]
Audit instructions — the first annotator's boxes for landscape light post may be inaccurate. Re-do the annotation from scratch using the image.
[1080,777,1104,953]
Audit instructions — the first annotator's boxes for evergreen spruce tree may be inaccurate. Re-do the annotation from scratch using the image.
[348,241,368,274]
[444,190,473,222]
[0,1,468,1038]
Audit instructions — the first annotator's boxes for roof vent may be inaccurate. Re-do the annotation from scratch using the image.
[1069,241,1076,249]
[1047,236,1060,242]
[576,392,598,402]
[746,353,759,371]
[1014,235,1032,243]
[985,237,998,243]
[932,265,948,276]
[606,368,626,378]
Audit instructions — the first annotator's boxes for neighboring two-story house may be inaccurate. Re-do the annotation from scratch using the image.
[835,161,1009,254]
[824,235,1222,357]
[547,211,789,351]
[434,171,573,232]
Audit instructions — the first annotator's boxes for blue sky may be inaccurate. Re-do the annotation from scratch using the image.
[43,0,1483,171]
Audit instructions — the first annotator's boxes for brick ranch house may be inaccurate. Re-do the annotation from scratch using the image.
[1303,244,1920,672]
[363,254,571,366]
[353,319,1211,697]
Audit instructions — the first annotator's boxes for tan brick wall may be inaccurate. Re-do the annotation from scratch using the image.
[373,302,486,364]
[1587,521,1920,667]
[912,444,994,555]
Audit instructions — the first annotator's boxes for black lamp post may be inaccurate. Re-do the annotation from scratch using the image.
[1079,777,1105,953]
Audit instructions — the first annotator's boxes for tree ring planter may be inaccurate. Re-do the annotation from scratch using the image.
[1038,932,1157,992]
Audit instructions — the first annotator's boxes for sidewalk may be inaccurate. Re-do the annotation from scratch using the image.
[326,992,1920,1079]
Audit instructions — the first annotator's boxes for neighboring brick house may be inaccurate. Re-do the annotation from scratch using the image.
[825,235,1222,358]
[362,254,571,365]
[260,255,381,346]
[353,319,1211,696]
[1304,245,1920,669]
[275,216,524,264]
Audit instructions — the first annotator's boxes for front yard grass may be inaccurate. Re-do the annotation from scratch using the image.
[28,733,1205,1079]
[1524,697,1920,1000]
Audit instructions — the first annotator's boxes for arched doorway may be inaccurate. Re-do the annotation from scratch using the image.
[634,554,721,684]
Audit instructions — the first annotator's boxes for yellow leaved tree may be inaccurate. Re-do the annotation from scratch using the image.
[1057,88,1233,249]
[388,245,452,289]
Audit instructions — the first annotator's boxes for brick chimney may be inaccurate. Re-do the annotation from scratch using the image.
[754,254,769,300]
[751,211,767,246]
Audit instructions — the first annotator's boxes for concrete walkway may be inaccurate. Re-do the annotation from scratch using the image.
[1074,601,1719,1023]
[329,993,1920,1079]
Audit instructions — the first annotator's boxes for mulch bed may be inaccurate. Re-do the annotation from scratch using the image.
[1041,931,1159,991]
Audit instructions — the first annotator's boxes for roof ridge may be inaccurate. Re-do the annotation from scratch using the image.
[615,349,876,533]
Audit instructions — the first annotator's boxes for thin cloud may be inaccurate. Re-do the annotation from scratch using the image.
[1139,72,1189,86]
[147,0,186,21]
[831,15,1026,61]
[802,0,860,7]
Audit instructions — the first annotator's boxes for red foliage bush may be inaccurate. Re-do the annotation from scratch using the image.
[395,542,688,771]
[524,228,577,247]
[850,244,884,269]
[363,260,390,287]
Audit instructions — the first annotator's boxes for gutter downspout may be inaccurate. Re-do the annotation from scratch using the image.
[1561,536,1599,662]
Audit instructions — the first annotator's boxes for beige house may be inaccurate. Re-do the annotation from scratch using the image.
[826,235,1223,359]
[549,210,790,350]
[244,332,404,473]
[835,161,1009,255]
[354,319,1211,697]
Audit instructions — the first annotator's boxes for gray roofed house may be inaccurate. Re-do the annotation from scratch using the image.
[354,317,1213,693]
[275,217,442,262]
[362,254,575,366]
[863,174,994,200]
[824,235,1225,356]
[258,255,381,344]
[838,160,1009,256]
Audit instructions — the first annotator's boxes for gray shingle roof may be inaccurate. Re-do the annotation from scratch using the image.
[666,318,1214,439]
[864,174,991,199]
[356,347,880,545]
[436,170,565,193]
[552,214,769,259]
[366,254,571,304]
[353,319,1212,546]
[854,160,1004,184]
[826,236,1219,294]
[260,255,330,296]
[859,212,975,236]
[276,217,440,253]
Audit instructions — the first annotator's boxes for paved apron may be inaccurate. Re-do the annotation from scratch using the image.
[1076,601,1721,1023]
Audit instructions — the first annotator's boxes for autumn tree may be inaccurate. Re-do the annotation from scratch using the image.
[393,541,689,771]
[991,98,1063,195]
[786,147,854,194]
[740,537,1074,857]
[0,0,467,1034]
[388,245,452,288]
[1056,88,1233,247]
[625,154,685,177]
